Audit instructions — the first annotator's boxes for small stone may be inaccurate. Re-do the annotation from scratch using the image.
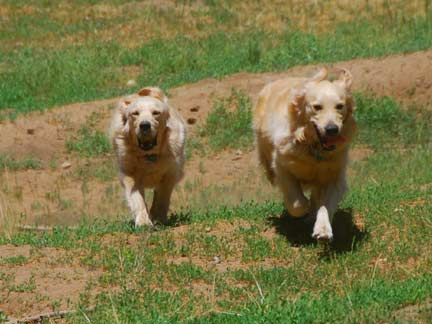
[126,79,137,87]
[235,150,243,156]
[212,256,221,264]
[190,105,200,112]
[205,226,211,232]
[27,128,35,135]
[61,161,72,169]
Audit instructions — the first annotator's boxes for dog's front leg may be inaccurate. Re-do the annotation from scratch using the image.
[121,175,153,227]
[276,170,310,218]
[311,175,347,241]
[150,173,177,224]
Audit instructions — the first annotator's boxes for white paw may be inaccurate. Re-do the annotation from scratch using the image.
[135,213,154,228]
[312,220,333,242]
[294,127,306,143]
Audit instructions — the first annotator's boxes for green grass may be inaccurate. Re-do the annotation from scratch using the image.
[199,89,253,151]
[354,94,431,148]
[72,159,117,182]
[0,254,28,265]
[66,125,111,157]
[1,14,432,116]
[0,154,43,171]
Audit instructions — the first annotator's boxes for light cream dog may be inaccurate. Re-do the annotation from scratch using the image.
[110,87,186,227]
[253,68,357,241]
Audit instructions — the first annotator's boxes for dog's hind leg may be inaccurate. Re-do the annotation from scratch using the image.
[311,175,347,241]
[122,175,153,227]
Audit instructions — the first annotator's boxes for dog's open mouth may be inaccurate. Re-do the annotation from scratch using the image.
[138,135,157,151]
[313,124,345,151]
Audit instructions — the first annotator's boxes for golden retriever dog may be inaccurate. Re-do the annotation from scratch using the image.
[110,87,186,227]
[253,68,357,241]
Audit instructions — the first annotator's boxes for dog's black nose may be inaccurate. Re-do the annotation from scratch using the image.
[140,121,151,132]
[325,124,339,136]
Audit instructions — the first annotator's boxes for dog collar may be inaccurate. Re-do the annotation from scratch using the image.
[309,144,326,161]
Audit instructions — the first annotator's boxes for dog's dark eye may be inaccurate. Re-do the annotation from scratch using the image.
[336,104,345,110]
[131,111,139,116]
[152,111,161,116]
[313,104,323,111]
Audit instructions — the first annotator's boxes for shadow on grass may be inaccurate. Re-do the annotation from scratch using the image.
[165,212,193,227]
[268,208,367,254]
[331,208,368,253]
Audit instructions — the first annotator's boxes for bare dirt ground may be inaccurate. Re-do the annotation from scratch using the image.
[0,50,431,320]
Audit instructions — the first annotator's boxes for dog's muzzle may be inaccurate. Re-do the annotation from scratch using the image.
[138,135,157,151]
[313,123,345,151]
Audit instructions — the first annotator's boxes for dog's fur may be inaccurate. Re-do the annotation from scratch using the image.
[110,87,186,227]
[252,68,357,241]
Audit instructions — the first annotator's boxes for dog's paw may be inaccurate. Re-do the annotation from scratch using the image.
[312,221,333,242]
[135,213,154,228]
[294,127,306,143]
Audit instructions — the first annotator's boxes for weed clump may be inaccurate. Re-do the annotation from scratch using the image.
[200,89,253,151]
[66,126,111,157]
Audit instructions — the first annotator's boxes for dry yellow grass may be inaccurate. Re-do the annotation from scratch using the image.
[0,0,428,50]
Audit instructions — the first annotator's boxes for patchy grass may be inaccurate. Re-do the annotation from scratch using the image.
[354,94,431,148]
[1,140,431,322]
[66,126,111,158]
[1,91,431,320]
[1,13,432,115]
[66,112,112,160]
[72,159,117,182]
[9,92,423,322]
[1,1,431,321]
[0,154,43,171]
[1,0,428,51]
[200,89,253,151]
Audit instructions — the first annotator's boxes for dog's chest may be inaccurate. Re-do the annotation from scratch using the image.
[284,154,345,184]
[122,154,171,186]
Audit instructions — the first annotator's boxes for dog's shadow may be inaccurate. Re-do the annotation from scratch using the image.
[164,212,192,227]
[268,208,367,254]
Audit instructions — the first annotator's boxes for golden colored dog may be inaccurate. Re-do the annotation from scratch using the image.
[110,87,186,227]
[253,68,357,241]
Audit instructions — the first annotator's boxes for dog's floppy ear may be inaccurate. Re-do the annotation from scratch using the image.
[337,68,353,91]
[310,68,328,82]
[138,87,168,103]
[345,95,356,115]
[290,88,305,110]
[288,87,306,119]
[117,99,132,135]
[119,100,131,125]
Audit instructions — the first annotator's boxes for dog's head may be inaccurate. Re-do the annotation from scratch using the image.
[120,87,170,151]
[292,68,355,150]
